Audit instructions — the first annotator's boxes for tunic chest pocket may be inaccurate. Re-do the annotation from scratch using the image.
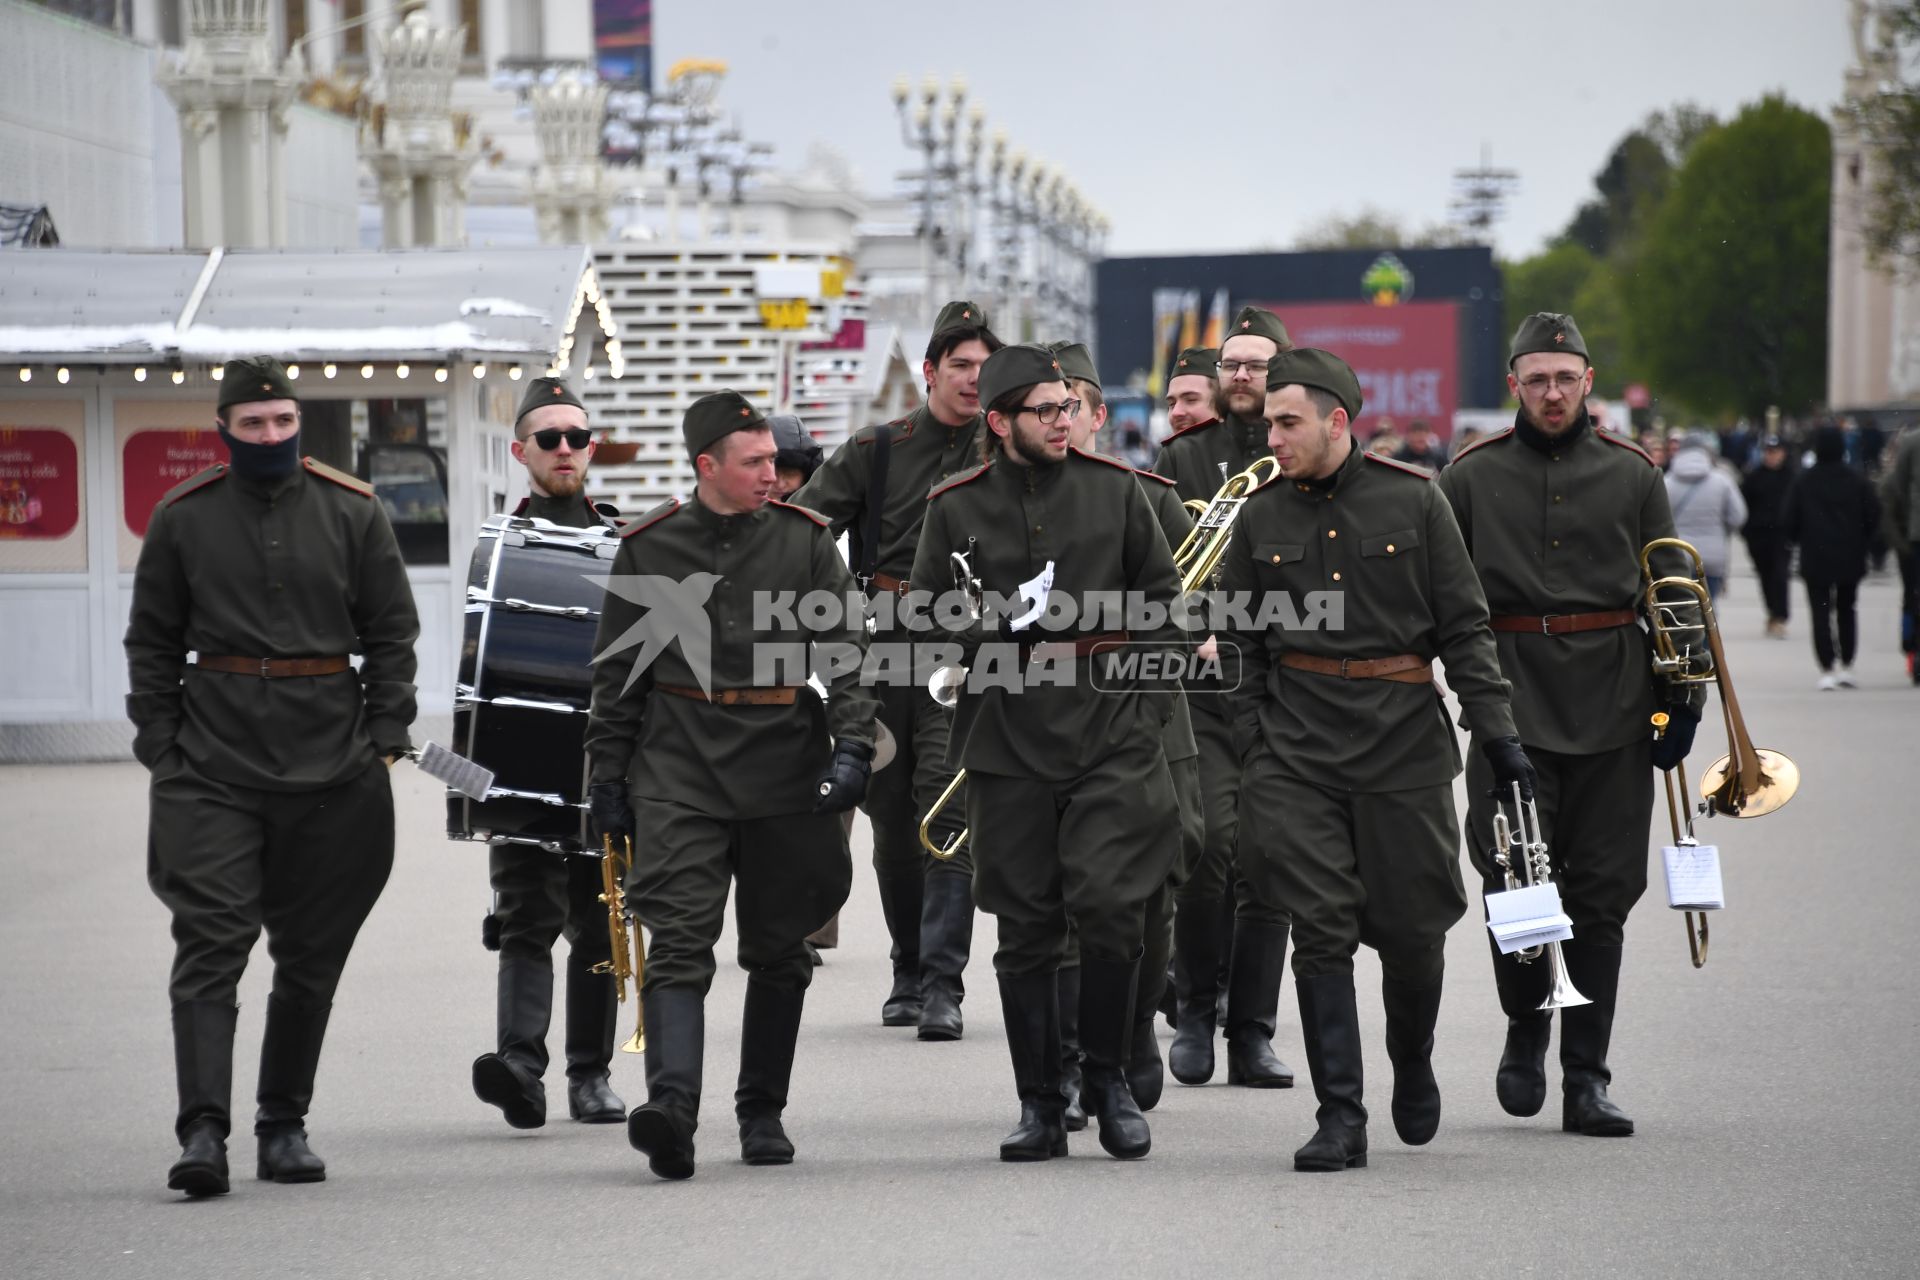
[1251,542,1306,588]
[1360,528,1420,559]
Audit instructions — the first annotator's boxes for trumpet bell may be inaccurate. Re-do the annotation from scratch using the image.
[927,665,966,709]
[1699,748,1799,818]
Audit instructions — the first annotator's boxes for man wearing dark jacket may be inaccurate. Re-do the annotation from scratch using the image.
[1741,436,1796,639]
[1786,426,1882,690]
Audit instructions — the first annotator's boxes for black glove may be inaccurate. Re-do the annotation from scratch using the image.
[1650,703,1700,772]
[588,780,636,846]
[1480,735,1538,801]
[814,739,874,814]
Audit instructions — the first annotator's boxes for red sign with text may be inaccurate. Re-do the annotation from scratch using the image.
[0,429,80,540]
[123,429,228,537]
[1255,301,1460,442]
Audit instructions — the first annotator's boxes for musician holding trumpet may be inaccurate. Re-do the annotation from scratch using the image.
[1222,348,1531,1173]
[1437,313,1703,1139]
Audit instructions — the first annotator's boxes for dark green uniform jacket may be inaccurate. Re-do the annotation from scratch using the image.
[1134,463,1199,764]
[1436,413,1677,755]
[585,494,879,818]
[1222,445,1514,793]
[124,458,420,792]
[1152,413,1266,505]
[791,403,984,583]
[911,447,1185,782]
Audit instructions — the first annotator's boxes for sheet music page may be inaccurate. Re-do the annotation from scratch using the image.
[1664,844,1724,910]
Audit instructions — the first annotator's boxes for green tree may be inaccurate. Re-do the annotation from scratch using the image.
[1844,1,1920,272]
[1626,97,1831,417]
[1292,208,1469,251]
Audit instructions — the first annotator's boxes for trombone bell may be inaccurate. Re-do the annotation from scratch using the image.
[1698,748,1799,819]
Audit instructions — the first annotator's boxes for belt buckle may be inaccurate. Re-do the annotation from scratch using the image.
[1539,614,1560,636]
[259,658,272,678]
[1338,657,1353,679]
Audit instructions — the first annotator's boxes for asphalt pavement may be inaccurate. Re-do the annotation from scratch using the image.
[2,565,1916,1279]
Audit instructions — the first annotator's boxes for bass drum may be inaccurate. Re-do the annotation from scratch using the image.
[449,514,620,852]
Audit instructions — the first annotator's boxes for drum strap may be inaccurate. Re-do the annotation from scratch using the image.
[856,425,893,590]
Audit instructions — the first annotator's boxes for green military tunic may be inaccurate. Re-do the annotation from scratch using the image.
[911,445,1184,973]
[1152,412,1268,505]
[1437,410,1681,952]
[1223,445,1514,978]
[792,402,984,880]
[585,493,878,991]
[126,456,419,1006]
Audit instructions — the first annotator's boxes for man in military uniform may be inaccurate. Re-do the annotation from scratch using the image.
[585,390,878,1180]
[1223,348,1532,1172]
[1153,309,1295,1091]
[470,377,627,1131]
[912,343,1184,1163]
[1162,345,1223,435]
[1052,338,1201,1115]
[1437,314,1700,1138]
[127,356,420,1197]
[792,300,1002,1040]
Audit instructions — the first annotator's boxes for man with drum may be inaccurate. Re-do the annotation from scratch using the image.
[586,390,879,1179]
[127,356,419,1196]
[470,377,628,1131]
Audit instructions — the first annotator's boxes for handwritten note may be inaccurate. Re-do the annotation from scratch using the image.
[1663,844,1724,911]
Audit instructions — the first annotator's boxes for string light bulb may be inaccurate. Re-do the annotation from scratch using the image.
[56,367,70,384]
[323,363,338,379]
[17,367,29,382]
[361,363,374,379]
[286,363,299,380]
[472,362,487,379]
[210,365,224,381]
[433,366,448,383]
[395,362,410,379]
[171,369,185,385]
[134,367,147,382]
[508,365,523,381]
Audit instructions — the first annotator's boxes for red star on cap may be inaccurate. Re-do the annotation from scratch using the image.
[1241,320,1251,329]
[552,386,564,395]
[962,309,971,319]
[260,382,271,391]
[740,407,750,416]
[1553,332,1565,344]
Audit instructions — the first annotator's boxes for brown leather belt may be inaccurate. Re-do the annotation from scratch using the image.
[1489,609,1638,636]
[1279,652,1433,684]
[194,655,351,678]
[656,684,801,706]
[1021,631,1132,662]
[869,572,910,596]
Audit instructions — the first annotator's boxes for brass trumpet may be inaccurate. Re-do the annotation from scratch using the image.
[920,541,983,859]
[1173,455,1281,588]
[1491,782,1589,1010]
[592,834,646,1054]
[1640,537,1800,968]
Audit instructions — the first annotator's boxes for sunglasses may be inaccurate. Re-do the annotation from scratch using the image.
[524,428,593,451]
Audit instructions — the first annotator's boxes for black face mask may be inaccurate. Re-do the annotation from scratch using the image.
[218,425,301,480]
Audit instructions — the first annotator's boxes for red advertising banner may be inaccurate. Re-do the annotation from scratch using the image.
[123,428,228,538]
[0,428,80,540]
[1256,301,1460,442]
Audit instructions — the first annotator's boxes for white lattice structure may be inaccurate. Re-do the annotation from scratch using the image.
[583,243,903,514]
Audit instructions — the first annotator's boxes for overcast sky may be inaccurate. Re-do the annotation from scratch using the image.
[653,0,1856,260]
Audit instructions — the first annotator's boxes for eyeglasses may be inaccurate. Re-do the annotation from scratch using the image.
[1016,398,1082,425]
[1517,372,1587,396]
[525,427,593,451]
[1219,360,1270,378]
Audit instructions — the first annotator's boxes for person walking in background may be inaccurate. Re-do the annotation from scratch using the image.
[1741,435,1797,638]
[1881,422,1920,683]
[1787,425,1881,691]
[1664,431,1747,599]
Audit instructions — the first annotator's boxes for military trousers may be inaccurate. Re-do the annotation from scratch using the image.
[630,799,852,995]
[488,845,612,970]
[147,758,394,1006]
[1174,693,1287,925]
[1464,737,1652,944]
[1240,750,1464,984]
[1060,749,1202,970]
[968,731,1179,977]
[862,679,970,878]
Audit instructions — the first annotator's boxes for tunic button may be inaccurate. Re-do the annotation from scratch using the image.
[1327,530,1337,539]
[721,543,731,551]
[1386,544,1395,554]
[1551,539,1561,548]
[1033,526,1042,534]
[1332,572,1342,582]
[1271,554,1282,564]
[1554,495,1563,503]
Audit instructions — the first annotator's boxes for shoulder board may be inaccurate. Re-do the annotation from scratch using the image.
[1071,446,1138,476]
[1449,427,1514,464]
[1597,430,1657,466]
[1160,417,1220,445]
[620,497,682,537]
[928,460,991,498]
[301,456,373,497]
[1129,465,1177,487]
[1249,470,1290,496]
[856,413,916,444]
[768,498,829,528]
[1363,453,1434,480]
[160,463,228,507]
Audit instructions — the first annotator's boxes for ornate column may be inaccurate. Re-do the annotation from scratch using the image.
[362,6,478,248]
[157,0,300,247]
[530,69,613,245]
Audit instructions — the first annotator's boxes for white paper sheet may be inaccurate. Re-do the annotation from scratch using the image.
[1663,843,1724,910]
[1485,882,1574,955]
[1009,560,1056,633]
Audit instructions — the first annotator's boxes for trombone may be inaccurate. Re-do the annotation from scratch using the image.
[1640,537,1800,966]
[1491,782,1589,1010]
[920,542,983,859]
[592,834,646,1053]
[1174,455,1281,587]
